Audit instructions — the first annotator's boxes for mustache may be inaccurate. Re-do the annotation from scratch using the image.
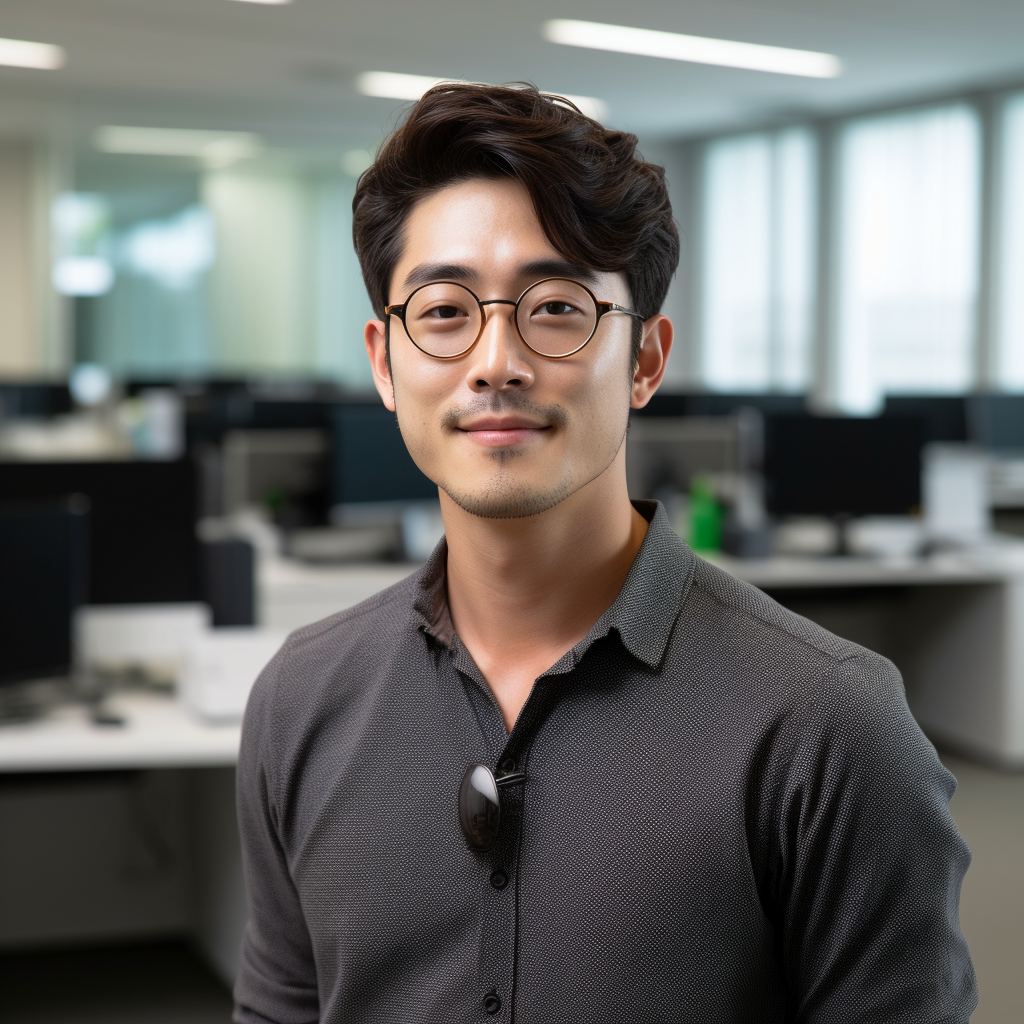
[440,392,569,431]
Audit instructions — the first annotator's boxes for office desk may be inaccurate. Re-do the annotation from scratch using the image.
[0,566,407,984]
[0,691,241,773]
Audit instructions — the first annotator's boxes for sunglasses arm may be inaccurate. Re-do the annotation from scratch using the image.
[495,772,527,789]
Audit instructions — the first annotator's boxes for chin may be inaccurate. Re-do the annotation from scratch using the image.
[440,478,573,520]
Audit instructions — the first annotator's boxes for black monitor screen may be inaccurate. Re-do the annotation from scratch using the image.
[967,395,1024,451]
[332,405,437,506]
[0,461,200,604]
[0,499,88,685]
[764,416,922,518]
[632,391,809,419]
[882,395,968,444]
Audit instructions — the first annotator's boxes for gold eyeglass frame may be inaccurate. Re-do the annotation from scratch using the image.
[384,277,644,360]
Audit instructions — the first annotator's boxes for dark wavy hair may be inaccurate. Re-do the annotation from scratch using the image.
[352,83,679,365]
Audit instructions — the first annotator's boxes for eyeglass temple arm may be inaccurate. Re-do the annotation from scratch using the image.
[597,301,645,320]
[495,771,527,788]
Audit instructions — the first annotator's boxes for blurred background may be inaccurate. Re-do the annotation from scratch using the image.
[1,1,1023,1021]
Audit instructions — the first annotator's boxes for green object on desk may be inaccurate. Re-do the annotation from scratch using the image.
[689,476,723,553]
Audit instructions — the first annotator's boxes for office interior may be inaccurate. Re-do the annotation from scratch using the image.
[2,1,1024,1020]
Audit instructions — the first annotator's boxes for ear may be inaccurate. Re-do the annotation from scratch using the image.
[365,318,396,412]
[630,315,673,410]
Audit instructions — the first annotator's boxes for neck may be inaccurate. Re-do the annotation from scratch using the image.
[441,451,649,675]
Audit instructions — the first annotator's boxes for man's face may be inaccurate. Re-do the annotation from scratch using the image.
[369,177,638,520]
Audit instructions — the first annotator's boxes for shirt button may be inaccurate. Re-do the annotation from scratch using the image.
[498,757,515,773]
[489,869,509,890]
[483,991,502,1015]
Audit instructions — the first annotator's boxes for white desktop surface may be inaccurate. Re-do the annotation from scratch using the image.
[0,691,241,773]
[709,552,1011,589]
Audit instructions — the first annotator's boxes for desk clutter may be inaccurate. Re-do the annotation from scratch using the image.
[3,380,1024,759]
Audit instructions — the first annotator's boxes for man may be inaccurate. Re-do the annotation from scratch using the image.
[235,84,976,1023]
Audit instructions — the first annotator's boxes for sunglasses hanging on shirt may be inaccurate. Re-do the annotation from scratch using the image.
[458,763,527,852]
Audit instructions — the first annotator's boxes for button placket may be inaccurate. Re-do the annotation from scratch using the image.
[473,773,524,1021]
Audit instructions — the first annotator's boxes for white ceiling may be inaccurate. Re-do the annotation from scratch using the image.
[1,0,1022,151]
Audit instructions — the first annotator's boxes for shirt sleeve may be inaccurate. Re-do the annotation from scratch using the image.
[233,649,320,1024]
[772,653,978,1024]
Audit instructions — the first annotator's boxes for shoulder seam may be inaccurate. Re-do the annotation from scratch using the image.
[689,576,864,668]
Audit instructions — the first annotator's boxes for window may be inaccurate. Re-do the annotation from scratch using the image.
[700,127,816,392]
[835,104,981,412]
[997,92,1024,390]
[63,156,373,386]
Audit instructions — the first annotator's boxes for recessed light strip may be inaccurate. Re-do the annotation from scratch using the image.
[0,36,66,70]
[93,127,263,168]
[356,72,608,121]
[542,19,841,79]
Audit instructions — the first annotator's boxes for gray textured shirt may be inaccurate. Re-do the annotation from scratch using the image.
[235,501,977,1024]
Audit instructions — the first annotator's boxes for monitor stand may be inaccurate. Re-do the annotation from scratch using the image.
[831,514,855,558]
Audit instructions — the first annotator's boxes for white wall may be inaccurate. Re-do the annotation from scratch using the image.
[0,140,67,377]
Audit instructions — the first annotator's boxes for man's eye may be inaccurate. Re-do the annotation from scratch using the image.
[426,305,465,319]
[538,302,576,316]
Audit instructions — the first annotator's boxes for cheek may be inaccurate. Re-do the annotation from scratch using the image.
[391,343,458,413]
[390,355,459,463]
[564,333,634,432]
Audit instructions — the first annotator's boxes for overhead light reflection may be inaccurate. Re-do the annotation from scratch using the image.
[0,36,66,70]
[542,19,841,79]
[53,257,114,297]
[93,126,263,168]
[356,72,608,120]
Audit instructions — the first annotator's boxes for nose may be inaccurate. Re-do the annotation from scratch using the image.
[463,300,536,393]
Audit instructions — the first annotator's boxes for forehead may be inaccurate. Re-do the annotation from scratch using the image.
[400,178,554,263]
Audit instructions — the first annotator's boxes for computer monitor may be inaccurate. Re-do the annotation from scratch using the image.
[882,395,968,445]
[683,392,809,419]
[967,395,1024,451]
[764,416,923,521]
[632,392,809,420]
[221,429,330,524]
[626,416,747,499]
[0,461,200,604]
[0,498,88,686]
[331,404,437,509]
[0,381,73,420]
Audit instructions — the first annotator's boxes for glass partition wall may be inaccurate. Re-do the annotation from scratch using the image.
[61,151,373,388]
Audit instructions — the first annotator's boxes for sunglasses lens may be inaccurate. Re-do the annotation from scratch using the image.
[459,763,501,851]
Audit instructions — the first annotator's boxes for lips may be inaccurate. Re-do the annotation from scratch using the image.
[458,416,550,447]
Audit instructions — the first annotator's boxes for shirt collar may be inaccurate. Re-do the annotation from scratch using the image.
[409,500,696,672]
[577,499,695,671]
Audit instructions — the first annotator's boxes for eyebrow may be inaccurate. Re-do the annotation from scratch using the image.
[401,259,600,293]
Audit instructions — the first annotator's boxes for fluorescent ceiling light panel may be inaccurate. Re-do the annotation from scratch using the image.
[543,19,841,79]
[93,126,263,167]
[357,72,608,120]
[548,93,608,121]
[0,37,66,70]
[357,71,453,101]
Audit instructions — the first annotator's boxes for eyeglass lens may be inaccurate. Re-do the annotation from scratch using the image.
[459,763,501,851]
[403,279,598,358]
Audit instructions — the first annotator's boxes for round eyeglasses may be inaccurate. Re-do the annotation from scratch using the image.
[385,277,644,360]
